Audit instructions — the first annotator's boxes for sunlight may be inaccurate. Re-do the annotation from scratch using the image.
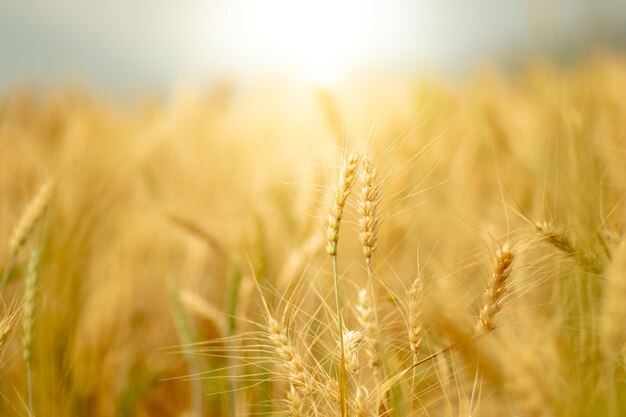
[211,0,382,85]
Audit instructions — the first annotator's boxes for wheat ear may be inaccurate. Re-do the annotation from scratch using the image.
[9,180,54,255]
[326,152,360,257]
[359,155,380,263]
[476,243,515,333]
[356,288,379,369]
[535,221,599,273]
[326,151,360,417]
[342,329,364,374]
[408,275,424,363]
[2,180,54,289]
[267,316,310,396]
[287,385,306,417]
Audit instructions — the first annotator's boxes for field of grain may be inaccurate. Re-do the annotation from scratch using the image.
[1,56,626,417]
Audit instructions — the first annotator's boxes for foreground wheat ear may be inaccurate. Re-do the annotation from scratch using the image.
[326,151,360,417]
[358,154,385,374]
[476,242,515,334]
[326,152,360,257]
[266,314,321,417]
[359,155,380,264]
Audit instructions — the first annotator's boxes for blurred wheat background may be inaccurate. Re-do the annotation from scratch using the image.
[1,2,626,417]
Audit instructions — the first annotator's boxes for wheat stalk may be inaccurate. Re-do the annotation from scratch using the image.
[167,278,203,417]
[22,249,41,417]
[326,151,360,417]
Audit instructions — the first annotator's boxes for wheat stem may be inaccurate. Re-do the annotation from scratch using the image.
[326,151,359,417]
[22,249,41,417]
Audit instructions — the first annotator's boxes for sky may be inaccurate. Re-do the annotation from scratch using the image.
[1,0,625,93]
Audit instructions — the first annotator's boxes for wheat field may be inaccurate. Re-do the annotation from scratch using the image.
[1,56,626,417]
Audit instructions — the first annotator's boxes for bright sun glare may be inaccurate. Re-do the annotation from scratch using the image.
[212,0,384,85]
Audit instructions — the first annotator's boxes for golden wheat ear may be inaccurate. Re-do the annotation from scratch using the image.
[535,221,600,273]
[356,287,379,369]
[2,179,54,290]
[408,275,424,364]
[476,242,515,334]
[267,314,318,417]
[8,180,55,257]
[326,152,360,257]
[359,155,381,264]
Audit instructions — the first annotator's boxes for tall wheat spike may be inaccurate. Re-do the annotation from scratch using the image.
[326,151,360,417]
